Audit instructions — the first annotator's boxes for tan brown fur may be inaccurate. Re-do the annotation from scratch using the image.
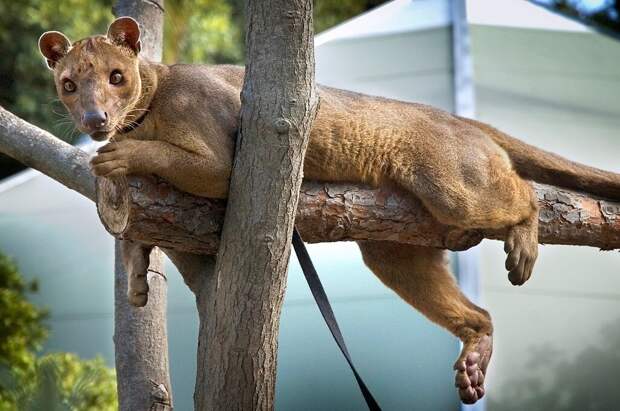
[39,18,620,405]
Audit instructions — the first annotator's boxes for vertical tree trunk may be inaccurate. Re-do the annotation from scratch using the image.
[114,244,171,411]
[197,0,318,409]
[111,1,171,410]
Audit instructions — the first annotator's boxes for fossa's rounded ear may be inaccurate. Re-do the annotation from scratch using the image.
[107,16,141,54]
[38,31,72,70]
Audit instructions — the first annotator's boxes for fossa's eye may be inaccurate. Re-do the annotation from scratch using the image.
[110,70,123,85]
[63,79,76,92]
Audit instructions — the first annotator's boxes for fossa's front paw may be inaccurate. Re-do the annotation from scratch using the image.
[120,239,152,307]
[128,288,149,307]
[90,140,142,178]
[128,270,149,307]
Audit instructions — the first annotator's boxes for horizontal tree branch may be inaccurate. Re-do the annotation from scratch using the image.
[0,105,95,200]
[97,175,620,254]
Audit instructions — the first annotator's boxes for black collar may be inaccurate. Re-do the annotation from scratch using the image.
[118,109,149,134]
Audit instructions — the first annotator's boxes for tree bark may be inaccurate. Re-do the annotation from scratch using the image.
[111,2,172,411]
[97,175,620,253]
[196,1,319,409]
[0,106,95,200]
[114,244,171,411]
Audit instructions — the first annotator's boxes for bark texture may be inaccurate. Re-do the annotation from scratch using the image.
[198,1,319,409]
[111,2,171,411]
[0,106,95,200]
[114,244,172,411]
[97,175,620,253]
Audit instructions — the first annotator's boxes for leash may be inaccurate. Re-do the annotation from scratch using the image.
[292,228,382,411]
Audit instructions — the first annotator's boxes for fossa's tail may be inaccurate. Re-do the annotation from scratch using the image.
[463,118,620,200]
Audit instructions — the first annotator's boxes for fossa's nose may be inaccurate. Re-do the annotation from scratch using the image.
[82,110,108,131]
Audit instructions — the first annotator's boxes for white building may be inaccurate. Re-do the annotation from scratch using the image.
[1,1,618,410]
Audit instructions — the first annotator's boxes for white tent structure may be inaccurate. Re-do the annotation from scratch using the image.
[1,1,619,410]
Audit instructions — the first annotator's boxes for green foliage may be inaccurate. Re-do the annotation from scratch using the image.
[0,252,117,410]
[0,353,117,411]
[164,0,243,64]
[0,253,47,384]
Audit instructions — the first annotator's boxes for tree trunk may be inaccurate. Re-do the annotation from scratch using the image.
[110,1,172,411]
[196,0,319,409]
[114,244,172,411]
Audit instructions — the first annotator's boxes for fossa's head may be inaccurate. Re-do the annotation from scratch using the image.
[39,17,143,141]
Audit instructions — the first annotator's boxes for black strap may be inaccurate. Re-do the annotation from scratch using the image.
[292,228,382,411]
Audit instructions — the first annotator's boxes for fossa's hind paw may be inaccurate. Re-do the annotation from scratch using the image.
[454,334,493,404]
[504,218,538,285]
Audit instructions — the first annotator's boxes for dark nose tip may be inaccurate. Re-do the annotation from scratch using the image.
[82,110,108,131]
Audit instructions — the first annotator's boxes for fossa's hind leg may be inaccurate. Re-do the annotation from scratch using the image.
[120,239,153,307]
[358,241,492,404]
[395,150,539,285]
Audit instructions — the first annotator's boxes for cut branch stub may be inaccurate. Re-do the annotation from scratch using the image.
[96,176,130,234]
[97,175,226,254]
[96,175,620,255]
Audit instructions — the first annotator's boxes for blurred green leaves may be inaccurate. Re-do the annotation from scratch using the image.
[0,253,47,384]
[0,253,117,410]
[164,0,242,64]
[0,353,117,411]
